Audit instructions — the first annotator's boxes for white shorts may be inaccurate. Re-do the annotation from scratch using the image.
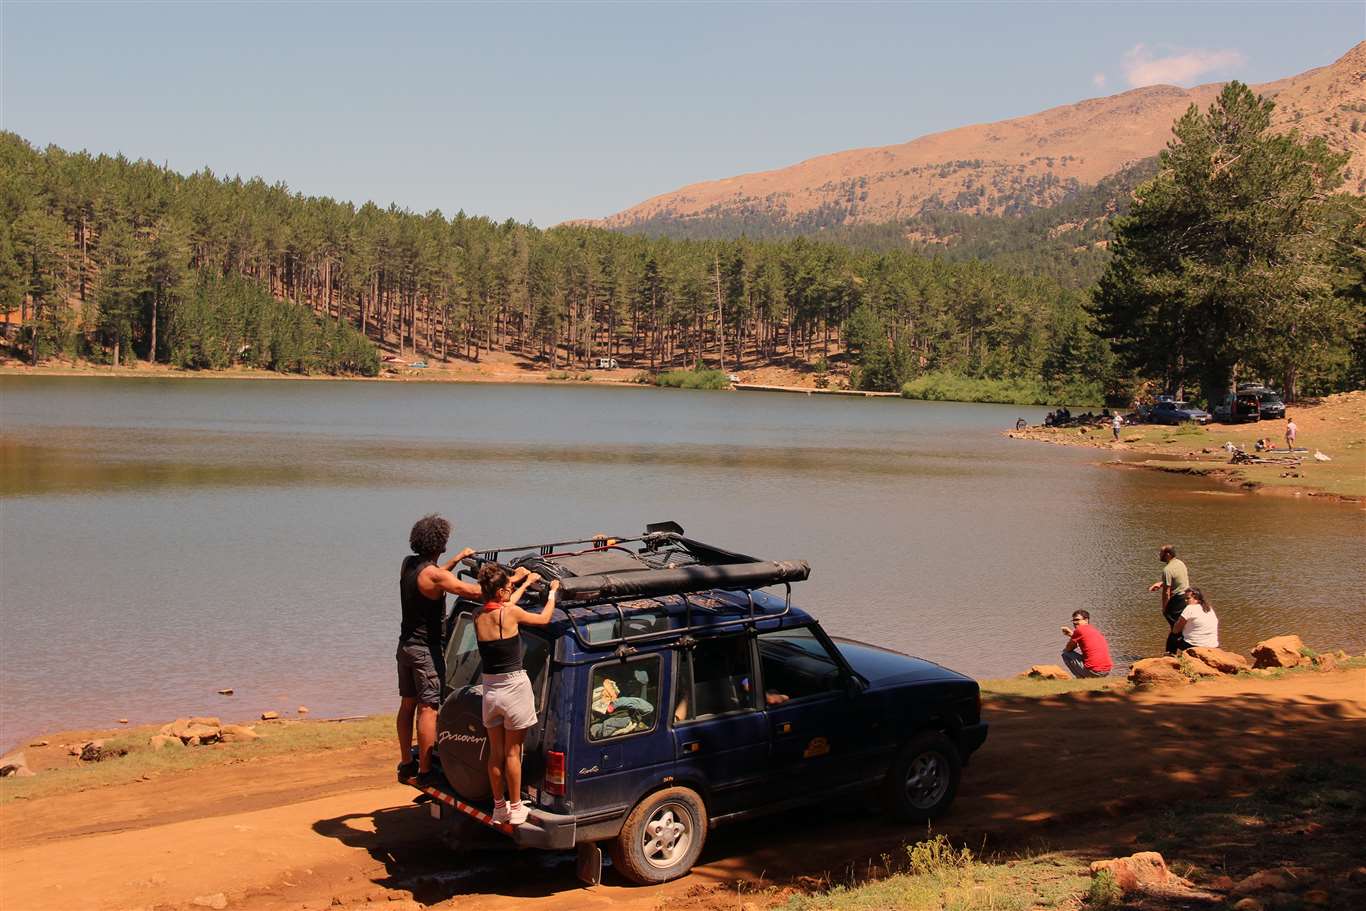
[481,670,537,731]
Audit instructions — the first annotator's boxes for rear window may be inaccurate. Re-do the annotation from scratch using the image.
[444,612,552,711]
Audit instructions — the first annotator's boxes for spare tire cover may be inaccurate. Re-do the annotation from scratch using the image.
[436,686,492,800]
[436,684,543,801]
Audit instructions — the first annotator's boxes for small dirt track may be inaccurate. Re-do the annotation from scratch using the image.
[3,670,1364,911]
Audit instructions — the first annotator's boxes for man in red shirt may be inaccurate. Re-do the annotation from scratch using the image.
[1060,610,1113,678]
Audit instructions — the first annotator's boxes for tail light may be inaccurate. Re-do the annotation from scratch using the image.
[545,750,566,796]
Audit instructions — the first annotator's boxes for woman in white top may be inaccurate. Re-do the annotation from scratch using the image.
[1172,587,1219,650]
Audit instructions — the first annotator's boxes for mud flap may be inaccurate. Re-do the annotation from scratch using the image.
[576,841,603,886]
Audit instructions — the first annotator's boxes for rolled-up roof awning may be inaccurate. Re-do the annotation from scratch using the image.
[556,559,810,603]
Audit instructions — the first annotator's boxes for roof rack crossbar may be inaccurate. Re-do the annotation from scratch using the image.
[563,582,793,653]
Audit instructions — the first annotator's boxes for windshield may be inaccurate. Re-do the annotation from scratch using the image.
[1261,394,1283,405]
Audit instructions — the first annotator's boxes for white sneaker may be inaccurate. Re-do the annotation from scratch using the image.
[507,801,529,826]
[492,800,509,825]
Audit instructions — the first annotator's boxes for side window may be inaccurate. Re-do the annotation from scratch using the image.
[674,635,758,722]
[758,626,843,702]
[588,656,661,741]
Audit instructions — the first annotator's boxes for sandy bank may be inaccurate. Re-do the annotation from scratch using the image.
[1006,390,1366,503]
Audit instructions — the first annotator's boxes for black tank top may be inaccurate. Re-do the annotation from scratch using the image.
[477,605,524,675]
[399,555,446,647]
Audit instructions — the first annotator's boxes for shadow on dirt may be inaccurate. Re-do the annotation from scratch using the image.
[313,682,1366,904]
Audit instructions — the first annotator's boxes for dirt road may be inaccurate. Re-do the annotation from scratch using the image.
[3,670,1364,911]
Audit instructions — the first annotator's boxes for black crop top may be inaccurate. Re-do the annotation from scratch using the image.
[477,605,524,675]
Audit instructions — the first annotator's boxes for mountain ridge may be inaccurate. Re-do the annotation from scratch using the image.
[589,42,1366,230]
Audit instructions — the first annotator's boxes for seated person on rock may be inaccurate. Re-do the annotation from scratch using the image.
[1170,588,1219,652]
[1060,609,1113,678]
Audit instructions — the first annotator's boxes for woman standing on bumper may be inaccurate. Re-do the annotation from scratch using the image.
[475,563,559,825]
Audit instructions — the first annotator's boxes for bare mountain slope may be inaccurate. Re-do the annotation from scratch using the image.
[595,42,1365,229]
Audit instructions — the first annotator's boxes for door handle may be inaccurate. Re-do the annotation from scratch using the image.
[779,722,792,734]
[681,741,701,754]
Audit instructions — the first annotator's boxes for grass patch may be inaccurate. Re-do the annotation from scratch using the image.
[546,371,593,381]
[0,715,392,805]
[652,368,731,390]
[901,372,1101,407]
[783,836,1090,911]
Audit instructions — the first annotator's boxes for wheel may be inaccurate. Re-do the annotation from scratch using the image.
[608,786,707,885]
[885,731,962,822]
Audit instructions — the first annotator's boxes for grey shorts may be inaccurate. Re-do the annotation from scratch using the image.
[397,643,442,707]
[482,670,537,731]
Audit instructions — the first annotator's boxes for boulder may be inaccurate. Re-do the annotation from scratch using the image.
[1023,664,1071,680]
[1303,890,1331,906]
[117,718,129,724]
[1251,635,1306,669]
[217,688,234,695]
[1232,869,1298,895]
[0,752,35,778]
[1179,654,1221,677]
[219,724,259,743]
[1232,899,1264,911]
[1090,852,1176,893]
[297,705,309,714]
[1186,647,1250,674]
[1129,656,1190,687]
[28,740,49,747]
[191,894,228,910]
[260,711,280,721]
[149,735,183,751]
[1311,653,1337,672]
[189,716,221,728]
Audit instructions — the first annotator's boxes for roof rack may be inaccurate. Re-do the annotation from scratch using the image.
[458,522,810,656]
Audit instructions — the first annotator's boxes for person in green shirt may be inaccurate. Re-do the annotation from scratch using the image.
[1148,545,1191,653]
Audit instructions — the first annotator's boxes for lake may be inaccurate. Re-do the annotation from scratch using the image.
[2,375,1363,748]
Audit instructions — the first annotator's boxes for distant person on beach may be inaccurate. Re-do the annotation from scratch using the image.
[1112,413,1123,441]
[1060,609,1113,678]
[1285,416,1297,451]
[397,515,526,788]
[1170,587,1219,651]
[1148,545,1190,654]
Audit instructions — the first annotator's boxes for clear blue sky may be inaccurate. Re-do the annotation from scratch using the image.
[2,1,1361,225]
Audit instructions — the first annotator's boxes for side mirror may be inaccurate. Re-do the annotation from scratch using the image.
[845,675,865,698]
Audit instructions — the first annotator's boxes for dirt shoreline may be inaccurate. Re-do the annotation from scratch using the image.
[3,668,1364,911]
[1006,390,1366,505]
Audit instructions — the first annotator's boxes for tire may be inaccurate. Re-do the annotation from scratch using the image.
[608,786,707,885]
[885,731,962,823]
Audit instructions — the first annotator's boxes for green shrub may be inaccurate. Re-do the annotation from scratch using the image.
[1086,870,1123,907]
[906,835,975,876]
[653,368,730,390]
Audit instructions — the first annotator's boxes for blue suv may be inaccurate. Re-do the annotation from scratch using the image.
[413,524,988,885]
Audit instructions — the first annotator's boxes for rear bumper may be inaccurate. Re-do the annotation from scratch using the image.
[958,721,988,760]
[513,807,577,850]
[417,781,577,850]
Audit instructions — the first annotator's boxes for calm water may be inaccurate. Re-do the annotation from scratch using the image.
[2,376,1363,748]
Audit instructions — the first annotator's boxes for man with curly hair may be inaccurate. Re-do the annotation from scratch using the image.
[397,514,481,787]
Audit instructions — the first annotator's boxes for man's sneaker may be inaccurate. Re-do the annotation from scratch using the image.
[491,799,510,825]
[396,760,419,784]
[507,801,529,826]
[415,768,448,792]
